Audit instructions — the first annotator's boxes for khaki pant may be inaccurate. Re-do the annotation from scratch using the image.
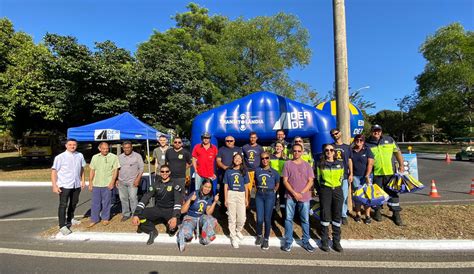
[227,190,246,240]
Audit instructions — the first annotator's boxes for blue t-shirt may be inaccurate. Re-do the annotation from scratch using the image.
[186,192,214,218]
[351,146,374,177]
[216,146,243,172]
[242,144,264,171]
[223,168,249,192]
[255,167,280,190]
[332,143,352,179]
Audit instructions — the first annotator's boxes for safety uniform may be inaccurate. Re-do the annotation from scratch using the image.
[366,135,401,212]
[178,192,217,250]
[134,178,182,235]
[269,155,287,210]
[317,161,344,251]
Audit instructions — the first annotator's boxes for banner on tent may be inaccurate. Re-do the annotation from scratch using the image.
[94,129,120,141]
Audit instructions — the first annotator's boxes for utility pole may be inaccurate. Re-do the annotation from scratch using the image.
[333,0,350,144]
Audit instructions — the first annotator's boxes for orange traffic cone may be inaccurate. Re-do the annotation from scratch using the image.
[445,153,451,163]
[469,179,474,196]
[429,179,441,198]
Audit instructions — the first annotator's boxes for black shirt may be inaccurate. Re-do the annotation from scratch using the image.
[351,146,374,177]
[135,178,182,218]
[165,148,191,178]
[332,143,352,179]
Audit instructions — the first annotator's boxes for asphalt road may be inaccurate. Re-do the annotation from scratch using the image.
[0,157,473,273]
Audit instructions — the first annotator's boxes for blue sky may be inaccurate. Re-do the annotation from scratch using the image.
[1,0,472,114]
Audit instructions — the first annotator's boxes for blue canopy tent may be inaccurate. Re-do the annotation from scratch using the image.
[67,112,165,183]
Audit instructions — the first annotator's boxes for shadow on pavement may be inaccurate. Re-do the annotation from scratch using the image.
[0,208,38,219]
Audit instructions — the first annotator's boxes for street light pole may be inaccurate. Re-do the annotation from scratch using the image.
[333,0,350,144]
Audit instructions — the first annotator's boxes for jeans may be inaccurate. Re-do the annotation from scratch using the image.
[255,189,275,239]
[91,187,112,223]
[341,179,349,217]
[284,198,310,245]
[58,187,81,228]
[118,181,138,218]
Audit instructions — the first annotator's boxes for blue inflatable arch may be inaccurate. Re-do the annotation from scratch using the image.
[191,91,341,156]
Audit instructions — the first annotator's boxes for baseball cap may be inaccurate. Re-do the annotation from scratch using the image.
[371,124,382,131]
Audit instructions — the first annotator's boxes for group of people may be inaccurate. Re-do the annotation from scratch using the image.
[51,125,404,253]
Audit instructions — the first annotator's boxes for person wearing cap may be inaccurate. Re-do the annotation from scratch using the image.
[366,124,405,226]
[330,128,353,225]
[191,132,218,193]
[153,135,170,174]
[216,135,242,211]
[350,134,374,224]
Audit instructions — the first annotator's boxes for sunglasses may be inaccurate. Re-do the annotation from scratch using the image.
[331,132,340,136]
[324,149,335,152]
[355,139,364,142]
[202,137,210,139]
[262,157,270,160]
[293,150,302,153]
[173,141,182,144]
[225,140,234,142]
[295,140,302,143]
[160,170,170,173]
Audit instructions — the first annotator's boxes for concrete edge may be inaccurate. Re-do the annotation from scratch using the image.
[49,232,474,250]
[0,181,89,187]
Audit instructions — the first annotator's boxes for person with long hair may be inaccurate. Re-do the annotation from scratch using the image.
[224,153,249,248]
[270,140,288,211]
[317,143,345,252]
[177,179,219,252]
[254,151,280,250]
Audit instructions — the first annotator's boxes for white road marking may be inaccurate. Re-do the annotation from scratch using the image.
[0,247,473,268]
[0,217,57,222]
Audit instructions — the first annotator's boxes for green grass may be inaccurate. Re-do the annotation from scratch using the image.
[398,144,461,154]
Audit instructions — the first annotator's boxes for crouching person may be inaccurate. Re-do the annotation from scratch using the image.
[177,179,219,252]
[132,165,182,245]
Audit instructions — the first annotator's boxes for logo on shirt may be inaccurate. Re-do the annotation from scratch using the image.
[178,154,183,159]
[167,186,172,192]
[220,113,264,131]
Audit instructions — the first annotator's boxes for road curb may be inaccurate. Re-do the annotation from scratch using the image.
[50,232,474,250]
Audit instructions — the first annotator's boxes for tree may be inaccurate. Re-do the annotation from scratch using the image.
[415,23,474,138]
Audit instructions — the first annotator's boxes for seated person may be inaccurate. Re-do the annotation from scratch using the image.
[132,165,182,245]
[177,179,219,252]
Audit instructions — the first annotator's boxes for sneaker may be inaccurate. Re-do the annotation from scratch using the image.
[70,219,81,226]
[231,239,239,248]
[281,243,292,252]
[255,235,263,246]
[341,217,348,225]
[59,226,72,236]
[261,239,269,250]
[147,230,158,245]
[236,232,244,241]
[354,215,361,223]
[178,232,186,252]
[364,216,372,224]
[302,242,315,253]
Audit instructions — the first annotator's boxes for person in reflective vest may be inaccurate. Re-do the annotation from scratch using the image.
[317,143,344,252]
[270,140,288,212]
[366,124,405,226]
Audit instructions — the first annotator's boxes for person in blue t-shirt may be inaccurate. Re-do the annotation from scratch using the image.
[177,179,219,252]
[254,151,280,250]
[224,153,249,248]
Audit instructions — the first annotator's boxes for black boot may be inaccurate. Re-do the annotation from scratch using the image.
[332,225,343,252]
[146,229,158,245]
[392,211,404,226]
[373,208,382,222]
[320,225,330,252]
